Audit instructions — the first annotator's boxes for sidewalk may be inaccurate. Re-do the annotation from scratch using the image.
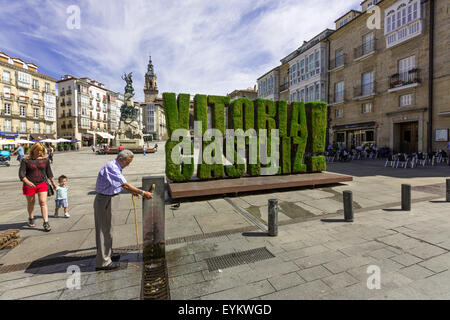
[166,198,450,300]
[0,144,449,299]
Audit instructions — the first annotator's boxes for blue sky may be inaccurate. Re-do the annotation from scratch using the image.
[0,0,359,101]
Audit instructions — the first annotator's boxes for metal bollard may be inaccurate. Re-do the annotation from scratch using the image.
[343,191,354,222]
[268,199,278,236]
[446,179,450,202]
[401,184,411,211]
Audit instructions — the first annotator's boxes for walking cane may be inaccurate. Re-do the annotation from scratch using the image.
[131,195,139,255]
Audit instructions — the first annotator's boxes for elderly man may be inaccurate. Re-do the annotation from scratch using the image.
[94,149,152,271]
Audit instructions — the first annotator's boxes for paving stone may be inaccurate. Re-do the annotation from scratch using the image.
[390,254,423,266]
[268,272,305,291]
[366,248,401,260]
[294,251,348,269]
[242,259,299,283]
[80,284,141,300]
[0,278,76,300]
[339,241,386,256]
[297,265,333,282]
[404,243,448,260]
[346,259,404,281]
[170,274,243,300]
[259,279,331,300]
[376,233,411,246]
[60,272,140,300]
[207,199,236,212]
[418,252,450,273]
[380,272,414,290]
[200,280,275,300]
[169,272,205,289]
[301,198,343,213]
[322,272,360,289]
[369,286,431,300]
[410,270,450,296]
[168,261,209,277]
[20,290,64,300]
[292,202,324,216]
[166,254,196,267]
[323,255,377,274]
[278,245,330,261]
[398,265,435,280]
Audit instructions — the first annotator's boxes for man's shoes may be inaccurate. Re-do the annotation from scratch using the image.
[95,262,120,271]
[112,253,120,261]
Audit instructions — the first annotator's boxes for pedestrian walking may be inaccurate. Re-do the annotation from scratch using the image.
[143,145,146,156]
[118,144,125,152]
[48,144,54,164]
[93,150,152,271]
[11,143,25,163]
[19,143,57,232]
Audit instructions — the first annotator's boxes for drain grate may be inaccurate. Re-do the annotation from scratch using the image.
[142,259,171,300]
[205,247,275,272]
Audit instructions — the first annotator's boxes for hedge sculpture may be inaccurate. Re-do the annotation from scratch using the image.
[163,93,327,182]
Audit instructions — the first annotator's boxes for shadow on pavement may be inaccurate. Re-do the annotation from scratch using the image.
[320,218,346,223]
[382,208,404,212]
[242,232,270,237]
[24,249,141,275]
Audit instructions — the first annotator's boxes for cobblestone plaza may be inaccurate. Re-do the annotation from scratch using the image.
[0,143,449,300]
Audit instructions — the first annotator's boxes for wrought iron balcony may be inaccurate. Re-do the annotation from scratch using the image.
[329,54,346,70]
[389,69,421,90]
[279,83,289,92]
[353,81,376,99]
[354,39,377,60]
[329,90,346,104]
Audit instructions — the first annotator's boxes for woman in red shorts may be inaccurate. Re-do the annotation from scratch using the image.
[19,143,58,232]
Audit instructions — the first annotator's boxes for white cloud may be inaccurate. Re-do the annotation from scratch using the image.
[0,0,360,100]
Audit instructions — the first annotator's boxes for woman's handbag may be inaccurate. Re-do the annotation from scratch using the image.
[37,159,54,197]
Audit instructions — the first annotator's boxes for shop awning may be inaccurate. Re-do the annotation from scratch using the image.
[332,121,376,131]
[30,134,56,141]
[97,132,115,139]
[0,132,18,137]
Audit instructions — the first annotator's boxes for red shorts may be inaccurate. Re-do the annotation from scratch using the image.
[23,182,48,196]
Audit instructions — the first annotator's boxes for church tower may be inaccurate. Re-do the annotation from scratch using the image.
[144,55,158,103]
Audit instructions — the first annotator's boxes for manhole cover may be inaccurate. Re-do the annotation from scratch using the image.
[205,247,275,272]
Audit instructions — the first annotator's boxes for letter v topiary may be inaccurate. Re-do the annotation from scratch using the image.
[163,92,194,182]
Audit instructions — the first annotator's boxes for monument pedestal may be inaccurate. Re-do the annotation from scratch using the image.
[115,139,144,149]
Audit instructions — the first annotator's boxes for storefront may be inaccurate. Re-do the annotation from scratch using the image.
[82,133,93,146]
[332,121,376,149]
[0,132,18,142]
[0,132,18,149]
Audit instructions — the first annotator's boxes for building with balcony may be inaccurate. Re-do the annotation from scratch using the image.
[0,51,57,144]
[326,0,448,153]
[284,29,333,104]
[57,75,122,147]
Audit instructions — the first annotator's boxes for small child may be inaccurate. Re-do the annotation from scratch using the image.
[55,175,70,218]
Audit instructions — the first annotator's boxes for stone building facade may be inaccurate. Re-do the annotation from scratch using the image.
[0,51,57,143]
[57,75,123,147]
[327,0,448,153]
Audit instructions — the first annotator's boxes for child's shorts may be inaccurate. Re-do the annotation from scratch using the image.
[55,199,68,208]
